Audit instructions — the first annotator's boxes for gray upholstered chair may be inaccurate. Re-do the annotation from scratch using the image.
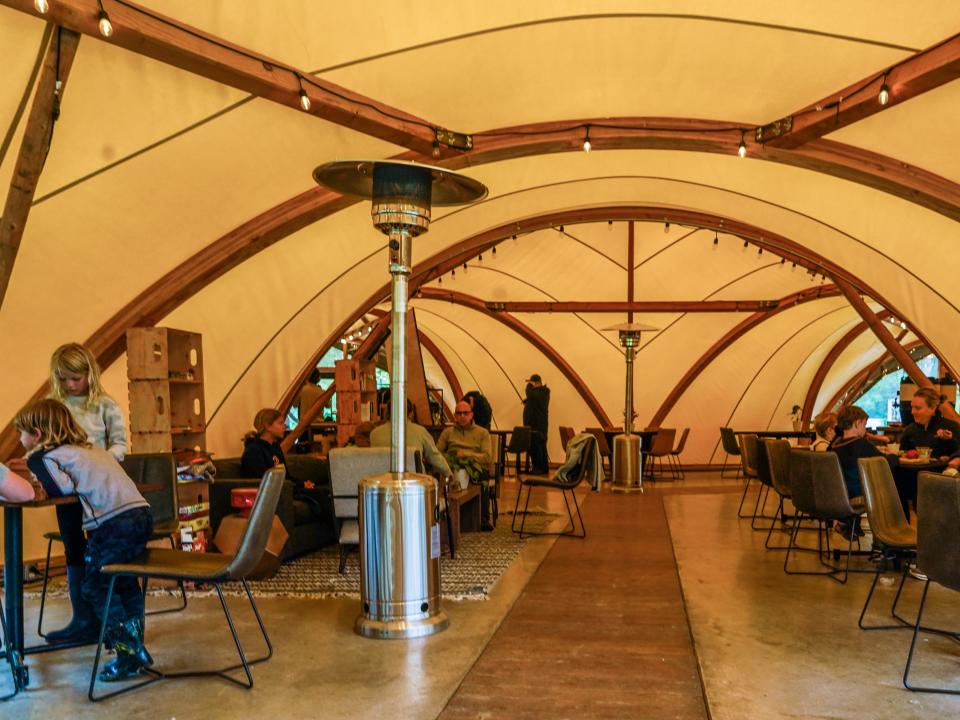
[328,447,423,572]
[783,450,863,583]
[88,466,286,701]
[857,456,916,631]
[903,471,960,694]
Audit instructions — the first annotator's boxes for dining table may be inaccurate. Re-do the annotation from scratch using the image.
[890,455,949,518]
[1,494,85,700]
[734,430,816,440]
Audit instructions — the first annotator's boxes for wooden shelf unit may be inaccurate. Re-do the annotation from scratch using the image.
[335,358,379,446]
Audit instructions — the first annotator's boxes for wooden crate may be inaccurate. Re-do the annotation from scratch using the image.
[127,327,203,382]
[128,381,205,434]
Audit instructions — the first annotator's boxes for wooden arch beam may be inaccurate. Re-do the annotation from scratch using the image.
[0,27,81,308]
[761,32,960,149]
[798,311,891,430]
[823,335,920,413]
[0,0,462,157]
[647,285,842,429]
[416,287,612,428]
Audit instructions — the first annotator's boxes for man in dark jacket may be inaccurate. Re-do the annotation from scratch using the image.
[523,374,550,474]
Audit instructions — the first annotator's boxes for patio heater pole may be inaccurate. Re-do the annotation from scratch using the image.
[313,160,486,639]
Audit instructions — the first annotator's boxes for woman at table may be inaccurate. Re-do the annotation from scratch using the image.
[0,462,36,502]
[900,386,960,459]
[830,405,897,540]
[811,412,837,451]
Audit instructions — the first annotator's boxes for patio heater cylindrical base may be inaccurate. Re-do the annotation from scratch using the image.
[610,433,643,492]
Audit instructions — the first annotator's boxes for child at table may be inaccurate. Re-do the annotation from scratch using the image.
[0,462,36,503]
[15,398,153,682]
[43,342,128,645]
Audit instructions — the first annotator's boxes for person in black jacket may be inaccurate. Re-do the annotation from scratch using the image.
[523,374,550,474]
[900,386,960,458]
[462,390,492,430]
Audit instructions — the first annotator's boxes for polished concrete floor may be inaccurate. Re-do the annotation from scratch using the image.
[3,474,958,718]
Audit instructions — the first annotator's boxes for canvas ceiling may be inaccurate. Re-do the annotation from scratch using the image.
[2,2,960,466]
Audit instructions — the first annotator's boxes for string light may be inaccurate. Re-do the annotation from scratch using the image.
[432,141,441,159]
[742,239,749,249]
[713,231,719,247]
[34,0,49,14]
[478,253,483,263]
[97,0,113,37]
[582,125,591,152]
[737,130,747,159]
[462,262,468,273]
[558,225,565,233]
[492,246,497,257]
[878,75,890,105]
[664,222,670,234]
[780,257,786,265]
[451,268,456,278]
[296,75,311,112]
[757,247,763,255]
[437,275,442,284]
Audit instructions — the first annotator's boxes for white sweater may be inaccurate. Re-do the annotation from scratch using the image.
[63,394,128,461]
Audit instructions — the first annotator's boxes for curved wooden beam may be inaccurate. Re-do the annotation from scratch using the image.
[416,287,612,428]
[823,336,920,412]
[799,311,893,429]
[647,285,842,428]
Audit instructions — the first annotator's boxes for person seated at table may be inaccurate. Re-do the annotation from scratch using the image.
[438,401,494,531]
[830,405,897,540]
[241,408,325,515]
[370,399,452,477]
[462,390,493,430]
[0,461,37,502]
[899,387,960,459]
[811,412,837,451]
[351,421,375,448]
[14,398,153,682]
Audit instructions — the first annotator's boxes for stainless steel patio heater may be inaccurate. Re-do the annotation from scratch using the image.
[604,322,658,492]
[314,160,487,638]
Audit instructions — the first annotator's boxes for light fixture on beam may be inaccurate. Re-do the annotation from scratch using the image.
[582,125,591,152]
[296,74,311,112]
[96,0,113,37]
[738,130,747,158]
[878,74,890,106]
[34,0,49,14]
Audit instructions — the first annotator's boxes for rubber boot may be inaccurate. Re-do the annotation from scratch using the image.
[45,565,99,645]
[98,618,153,682]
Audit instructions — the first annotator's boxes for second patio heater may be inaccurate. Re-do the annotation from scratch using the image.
[314,160,487,638]
[604,322,658,492]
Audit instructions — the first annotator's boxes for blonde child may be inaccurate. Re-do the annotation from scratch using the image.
[15,398,153,682]
[44,343,128,645]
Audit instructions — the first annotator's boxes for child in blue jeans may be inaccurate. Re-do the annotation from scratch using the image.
[14,398,153,682]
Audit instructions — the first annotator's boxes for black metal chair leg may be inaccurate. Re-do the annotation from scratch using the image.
[146,537,189,616]
[737,476,756,517]
[36,536,54,638]
[901,581,960,694]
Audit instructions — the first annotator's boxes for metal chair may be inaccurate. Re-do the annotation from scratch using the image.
[903,471,960,694]
[736,433,760,518]
[783,450,863,583]
[857,456,915,631]
[719,426,742,479]
[645,428,676,480]
[558,426,576,452]
[504,426,532,477]
[37,453,186,639]
[667,428,690,479]
[749,436,776,529]
[88,466,285,701]
[761,439,795,549]
[511,434,597,539]
[584,428,612,476]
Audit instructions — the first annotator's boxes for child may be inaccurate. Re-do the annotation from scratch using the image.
[811,412,837,452]
[15,398,153,682]
[45,343,128,644]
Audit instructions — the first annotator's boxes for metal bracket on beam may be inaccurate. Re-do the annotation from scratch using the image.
[486,301,506,312]
[435,127,473,151]
[755,116,792,144]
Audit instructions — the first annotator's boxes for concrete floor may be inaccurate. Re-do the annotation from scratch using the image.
[4,475,959,718]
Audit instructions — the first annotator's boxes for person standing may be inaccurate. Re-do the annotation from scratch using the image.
[438,401,494,530]
[523,374,550,474]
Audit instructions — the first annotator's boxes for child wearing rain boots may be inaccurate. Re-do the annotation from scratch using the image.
[15,398,153,681]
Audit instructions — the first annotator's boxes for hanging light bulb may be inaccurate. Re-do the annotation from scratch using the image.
[742,239,749,249]
[97,1,114,37]
[451,267,456,279]
[713,232,719,247]
[478,253,483,263]
[780,257,786,265]
[582,125,591,153]
[437,275,442,285]
[462,262,468,273]
[738,130,747,159]
[299,89,311,112]
[878,74,890,105]
[34,0,49,14]
[757,247,763,255]
[559,225,564,233]
[492,246,497,257]
[664,222,670,234]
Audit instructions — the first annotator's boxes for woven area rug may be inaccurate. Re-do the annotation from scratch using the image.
[27,511,558,602]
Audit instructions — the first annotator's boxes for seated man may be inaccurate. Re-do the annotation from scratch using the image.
[438,401,494,531]
[370,399,451,477]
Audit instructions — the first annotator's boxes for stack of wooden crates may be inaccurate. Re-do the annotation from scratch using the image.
[335,358,379,447]
[126,327,210,550]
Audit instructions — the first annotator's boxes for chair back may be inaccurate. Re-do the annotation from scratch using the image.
[329,447,418,520]
[121,453,178,528]
[738,434,760,478]
[225,466,286,579]
[916,472,960,592]
[858,457,915,549]
[719,427,741,456]
[752,438,773,488]
[506,426,532,453]
[788,449,816,514]
[553,434,598,489]
[805,451,857,520]
[672,428,690,454]
[559,426,576,451]
[763,439,792,496]
[649,428,675,455]
[584,428,611,455]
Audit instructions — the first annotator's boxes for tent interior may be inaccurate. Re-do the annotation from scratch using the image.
[1,1,960,715]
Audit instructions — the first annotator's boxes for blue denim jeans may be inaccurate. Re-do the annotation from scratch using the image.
[82,507,153,627]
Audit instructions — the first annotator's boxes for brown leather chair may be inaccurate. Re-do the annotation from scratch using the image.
[559,426,576,452]
[88,467,285,701]
[857,457,915,631]
[761,439,795,549]
[736,433,760,518]
[645,428,676,480]
[584,428,612,476]
[668,428,690,479]
[903,472,960,694]
[719,426,742,480]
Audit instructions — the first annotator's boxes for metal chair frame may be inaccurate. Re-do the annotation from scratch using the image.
[719,427,743,480]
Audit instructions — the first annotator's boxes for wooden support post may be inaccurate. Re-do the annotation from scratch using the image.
[0,26,80,308]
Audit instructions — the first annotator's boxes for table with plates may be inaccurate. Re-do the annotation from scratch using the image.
[890,455,948,518]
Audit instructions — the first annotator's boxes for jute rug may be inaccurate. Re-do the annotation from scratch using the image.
[27,511,557,602]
